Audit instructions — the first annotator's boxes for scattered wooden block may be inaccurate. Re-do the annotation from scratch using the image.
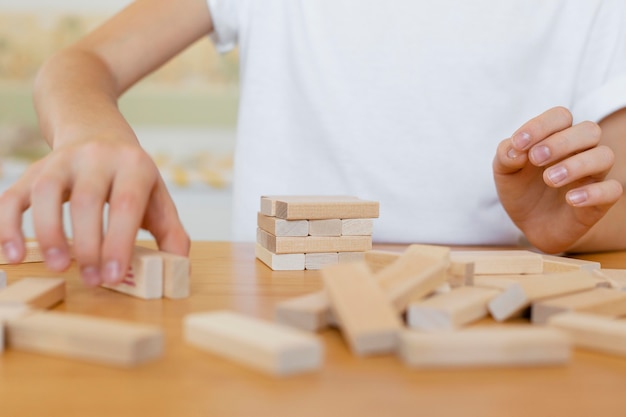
[102,249,163,299]
[134,246,190,299]
[305,253,338,270]
[338,252,366,263]
[6,311,164,366]
[548,312,626,357]
[255,244,305,271]
[308,219,342,236]
[447,260,474,287]
[184,310,323,376]
[274,291,333,332]
[531,288,626,324]
[0,303,31,323]
[257,228,372,254]
[273,196,379,220]
[406,286,500,331]
[375,245,449,312]
[472,276,526,291]
[488,271,600,321]
[542,254,601,273]
[398,327,570,368]
[257,212,308,237]
[0,241,44,265]
[0,278,65,309]
[364,250,401,273]
[450,250,543,275]
[593,269,626,290]
[341,219,374,236]
[322,262,402,356]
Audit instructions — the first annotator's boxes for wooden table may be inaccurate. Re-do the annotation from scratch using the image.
[1,241,626,417]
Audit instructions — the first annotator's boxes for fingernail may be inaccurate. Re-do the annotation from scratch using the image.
[530,145,551,165]
[547,166,568,185]
[2,241,20,262]
[507,146,522,159]
[81,266,101,287]
[567,190,588,206]
[45,247,69,271]
[103,260,121,284]
[512,132,531,150]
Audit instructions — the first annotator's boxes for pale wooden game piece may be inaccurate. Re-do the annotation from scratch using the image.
[308,219,342,236]
[338,252,366,263]
[305,253,339,270]
[260,196,279,216]
[0,241,44,265]
[274,196,379,220]
[531,287,626,324]
[257,212,308,237]
[447,260,474,287]
[184,310,323,376]
[260,195,359,217]
[406,286,501,331]
[472,276,525,291]
[341,219,374,236]
[398,327,570,368]
[322,262,402,356]
[364,249,401,273]
[0,278,65,309]
[255,244,305,271]
[274,291,333,332]
[6,311,164,366]
[450,250,543,275]
[102,249,163,299]
[0,303,31,323]
[257,228,372,254]
[0,270,5,289]
[548,312,626,357]
[375,245,449,312]
[541,254,601,273]
[488,271,600,322]
[133,245,190,299]
[593,269,626,290]
[432,282,452,295]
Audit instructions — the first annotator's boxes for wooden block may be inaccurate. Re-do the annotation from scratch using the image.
[260,195,361,217]
[399,327,570,368]
[274,291,332,332]
[364,250,401,273]
[341,219,374,236]
[542,254,601,273]
[273,196,379,220]
[134,245,190,299]
[305,252,338,270]
[257,228,371,254]
[472,276,526,291]
[102,249,163,299]
[338,252,366,263]
[532,287,626,324]
[322,262,402,356]
[257,212,308,237]
[0,241,44,264]
[450,250,543,275]
[548,312,626,357]
[255,244,304,271]
[0,278,65,309]
[447,261,474,287]
[7,311,163,366]
[0,303,31,323]
[407,286,500,331]
[260,196,278,216]
[184,310,323,376]
[375,245,449,312]
[488,271,599,321]
[593,269,626,290]
[308,219,342,237]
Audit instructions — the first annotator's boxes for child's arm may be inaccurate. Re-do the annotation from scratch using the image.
[493,106,626,254]
[0,0,214,286]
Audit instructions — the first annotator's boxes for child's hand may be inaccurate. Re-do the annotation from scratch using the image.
[493,106,623,253]
[0,134,189,286]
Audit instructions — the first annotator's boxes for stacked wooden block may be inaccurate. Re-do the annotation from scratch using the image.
[255,196,379,270]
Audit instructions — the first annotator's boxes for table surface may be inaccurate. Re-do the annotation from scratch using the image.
[1,241,626,417]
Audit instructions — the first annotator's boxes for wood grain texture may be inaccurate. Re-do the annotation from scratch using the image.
[255,244,305,271]
[308,219,342,237]
[257,212,309,237]
[531,288,626,324]
[257,228,371,254]
[102,249,163,299]
[0,277,65,309]
[450,250,543,275]
[134,245,190,299]
[548,312,626,357]
[274,196,379,220]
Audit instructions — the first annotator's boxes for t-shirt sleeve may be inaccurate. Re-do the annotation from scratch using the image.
[207,0,239,53]
[571,2,626,123]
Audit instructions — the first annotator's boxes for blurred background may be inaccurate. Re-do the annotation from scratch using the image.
[0,0,238,241]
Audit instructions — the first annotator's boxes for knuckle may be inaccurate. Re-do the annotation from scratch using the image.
[110,191,142,213]
[31,176,62,196]
[552,106,573,125]
[70,190,102,210]
[580,121,602,142]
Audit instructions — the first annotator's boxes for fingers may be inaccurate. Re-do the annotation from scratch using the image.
[509,106,574,154]
[565,178,623,208]
[528,120,601,167]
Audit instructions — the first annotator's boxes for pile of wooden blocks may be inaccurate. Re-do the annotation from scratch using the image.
[0,244,189,366]
[186,244,626,376]
[255,196,379,270]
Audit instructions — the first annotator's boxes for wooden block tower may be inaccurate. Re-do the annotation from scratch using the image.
[255,196,379,270]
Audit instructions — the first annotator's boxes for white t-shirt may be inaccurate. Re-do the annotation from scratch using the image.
[206,0,626,244]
